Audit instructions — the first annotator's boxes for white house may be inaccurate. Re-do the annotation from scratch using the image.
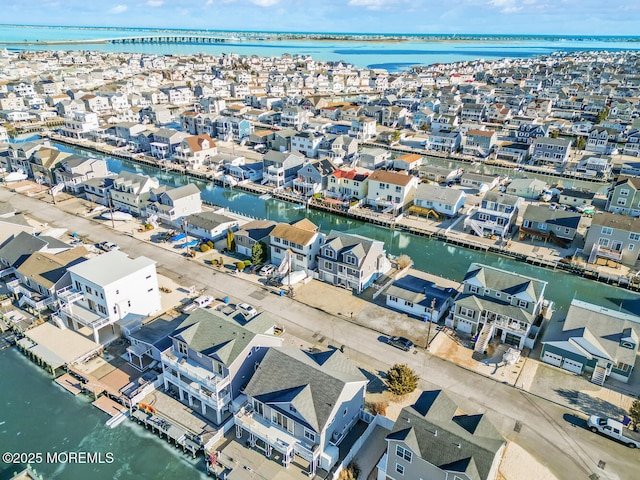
[146,184,202,226]
[269,219,325,275]
[411,184,466,218]
[366,170,420,215]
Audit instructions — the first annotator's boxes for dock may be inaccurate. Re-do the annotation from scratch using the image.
[130,409,202,457]
[54,373,83,395]
[92,396,128,417]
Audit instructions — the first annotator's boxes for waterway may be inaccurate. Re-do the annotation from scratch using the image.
[2,25,640,70]
[0,348,207,480]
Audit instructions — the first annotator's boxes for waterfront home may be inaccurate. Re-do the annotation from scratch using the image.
[162,309,284,425]
[622,129,640,157]
[417,165,462,184]
[215,116,253,142]
[511,123,549,144]
[234,220,277,258]
[495,141,532,163]
[172,134,217,168]
[185,211,238,242]
[541,300,639,385]
[280,106,310,130]
[583,212,640,267]
[620,160,640,177]
[107,171,160,216]
[606,177,640,216]
[269,129,297,152]
[531,137,572,166]
[235,346,368,474]
[377,390,505,480]
[365,170,420,215]
[586,127,621,155]
[359,147,390,170]
[269,219,325,275]
[24,147,73,185]
[427,130,462,153]
[385,275,456,322]
[59,250,161,344]
[505,178,548,201]
[291,131,324,158]
[430,114,459,133]
[293,158,337,197]
[519,205,581,245]
[9,247,87,312]
[348,116,377,140]
[460,172,500,194]
[59,111,100,139]
[150,128,188,159]
[463,192,521,238]
[411,183,466,219]
[317,231,390,293]
[317,134,358,163]
[326,167,370,200]
[460,102,486,123]
[448,263,547,351]
[462,130,497,158]
[574,154,612,179]
[146,183,202,227]
[108,122,147,144]
[262,150,306,188]
[393,153,423,171]
[558,188,595,208]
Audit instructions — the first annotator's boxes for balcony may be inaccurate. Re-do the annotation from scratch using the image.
[56,285,84,305]
[163,369,230,409]
[589,244,623,263]
[59,302,113,331]
[480,313,528,333]
[161,352,230,394]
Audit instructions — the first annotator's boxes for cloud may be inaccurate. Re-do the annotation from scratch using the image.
[146,0,164,6]
[347,0,403,10]
[109,4,128,14]
[250,0,280,6]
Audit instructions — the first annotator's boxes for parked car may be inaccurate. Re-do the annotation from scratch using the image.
[237,303,258,317]
[587,416,640,448]
[259,265,276,277]
[193,295,214,309]
[387,336,414,352]
[99,241,119,252]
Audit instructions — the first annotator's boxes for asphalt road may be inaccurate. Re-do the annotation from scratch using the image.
[2,187,636,480]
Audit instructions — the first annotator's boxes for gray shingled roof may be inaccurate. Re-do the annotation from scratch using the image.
[245,347,366,433]
[0,232,48,268]
[387,391,505,480]
[464,263,546,303]
[185,212,236,232]
[522,205,580,229]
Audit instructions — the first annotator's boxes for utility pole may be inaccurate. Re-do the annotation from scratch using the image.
[426,297,436,351]
[107,191,115,229]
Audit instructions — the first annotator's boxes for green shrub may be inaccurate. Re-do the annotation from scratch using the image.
[243,259,251,267]
[236,261,246,271]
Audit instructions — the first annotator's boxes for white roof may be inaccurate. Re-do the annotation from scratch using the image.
[68,250,155,286]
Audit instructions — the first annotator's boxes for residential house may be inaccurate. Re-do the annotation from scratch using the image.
[448,263,548,351]
[59,250,161,344]
[150,128,188,159]
[59,111,100,139]
[584,213,640,267]
[27,147,72,185]
[280,106,310,130]
[146,184,202,226]
[173,134,217,168]
[162,308,284,425]
[269,219,325,275]
[460,102,486,123]
[586,127,620,155]
[317,135,358,164]
[54,156,109,193]
[270,129,297,152]
[326,167,370,200]
[234,220,277,258]
[185,212,239,242]
[317,231,390,293]
[393,153,423,171]
[215,116,253,142]
[417,165,462,184]
[623,129,640,157]
[541,300,639,385]
[463,130,497,158]
[378,390,505,480]
[531,138,572,166]
[293,158,337,197]
[460,172,500,194]
[574,155,612,179]
[348,117,377,141]
[291,131,324,158]
[496,142,531,163]
[236,347,368,474]
[519,205,581,246]
[427,130,462,153]
[512,123,549,144]
[464,192,521,237]
[108,172,160,216]
[366,170,420,215]
[559,188,595,208]
[606,177,640,216]
[262,151,306,188]
[505,178,548,201]
[359,148,390,170]
[411,184,466,219]
[385,275,456,322]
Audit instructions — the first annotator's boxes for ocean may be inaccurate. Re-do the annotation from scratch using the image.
[1,25,640,71]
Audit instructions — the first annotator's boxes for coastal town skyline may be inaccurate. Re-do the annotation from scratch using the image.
[3,0,640,36]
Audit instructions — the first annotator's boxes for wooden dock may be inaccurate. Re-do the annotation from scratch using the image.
[54,373,83,396]
[130,409,202,457]
[92,396,128,417]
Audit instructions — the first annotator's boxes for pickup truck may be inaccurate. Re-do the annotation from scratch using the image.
[587,415,640,448]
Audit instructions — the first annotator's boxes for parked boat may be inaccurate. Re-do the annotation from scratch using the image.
[4,169,28,182]
[100,211,133,221]
[280,270,307,286]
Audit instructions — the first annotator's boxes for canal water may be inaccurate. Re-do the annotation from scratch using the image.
[0,348,208,480]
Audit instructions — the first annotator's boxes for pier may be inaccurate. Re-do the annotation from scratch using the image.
[131,408,202,457]
[108,36,229,45]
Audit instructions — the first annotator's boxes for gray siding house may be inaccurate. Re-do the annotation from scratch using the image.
[411,183,466,218]
[584,212,640,267]
[607,177,640,217]
[531,137,572,165]
[519,205,581,245]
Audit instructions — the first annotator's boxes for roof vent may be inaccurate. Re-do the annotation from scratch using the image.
[455,443,461,449]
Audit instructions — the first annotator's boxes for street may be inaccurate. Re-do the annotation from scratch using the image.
[1,186,636,480]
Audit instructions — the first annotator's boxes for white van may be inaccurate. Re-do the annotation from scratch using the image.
[193,295,214,308]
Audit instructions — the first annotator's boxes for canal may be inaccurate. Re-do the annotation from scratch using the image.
[55,142,640,317]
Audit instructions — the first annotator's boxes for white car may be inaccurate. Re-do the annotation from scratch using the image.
[237,303,258,317]
[259,265,276,277]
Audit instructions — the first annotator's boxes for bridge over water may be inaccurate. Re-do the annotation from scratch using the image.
[107,36,231,45]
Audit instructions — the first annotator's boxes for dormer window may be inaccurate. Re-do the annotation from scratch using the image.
[620,341,636,349]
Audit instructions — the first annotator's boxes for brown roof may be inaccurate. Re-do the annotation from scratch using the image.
[396,153,422,162]
[292,218,318,232]
[184,134,215,152]
[468,129,496,137]
[615,176,640,190]
[368,170,415,187]
[270,223,318,245]
[16,247,87,289]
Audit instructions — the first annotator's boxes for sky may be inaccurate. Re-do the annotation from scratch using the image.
[2,0,640,36]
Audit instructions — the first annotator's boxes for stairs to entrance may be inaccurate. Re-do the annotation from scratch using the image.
[591,365,607,386]
[474,322,494,354]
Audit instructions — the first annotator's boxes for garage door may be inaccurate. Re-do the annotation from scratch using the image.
[456,319,473,334]
[543,351,563,367]
[562,358,583,374]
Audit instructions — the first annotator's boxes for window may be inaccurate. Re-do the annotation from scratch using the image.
[617,198,627,206]
[389,296,398,302]
[253,400,264,416]
[275,247,281,254]
[517,300,528,308]
[538,223,547,230]
[601,227,613,235]
[459,307,474,318]
[629,233,640,241]
[113,306,117,314]
[146,275,152,280]
[469,285,478,294]
[629,244,635,251]
[75,281,81,290]
[598,237,610,247]
[616,362,631,372]
[396,445,412,462]
[395,463,404,475]
[177,341,188,355]
[620,189,629,196]
[324,260,332,269]
[404,300,414,308]
[395,186,402,193]
[304,429,316,442]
